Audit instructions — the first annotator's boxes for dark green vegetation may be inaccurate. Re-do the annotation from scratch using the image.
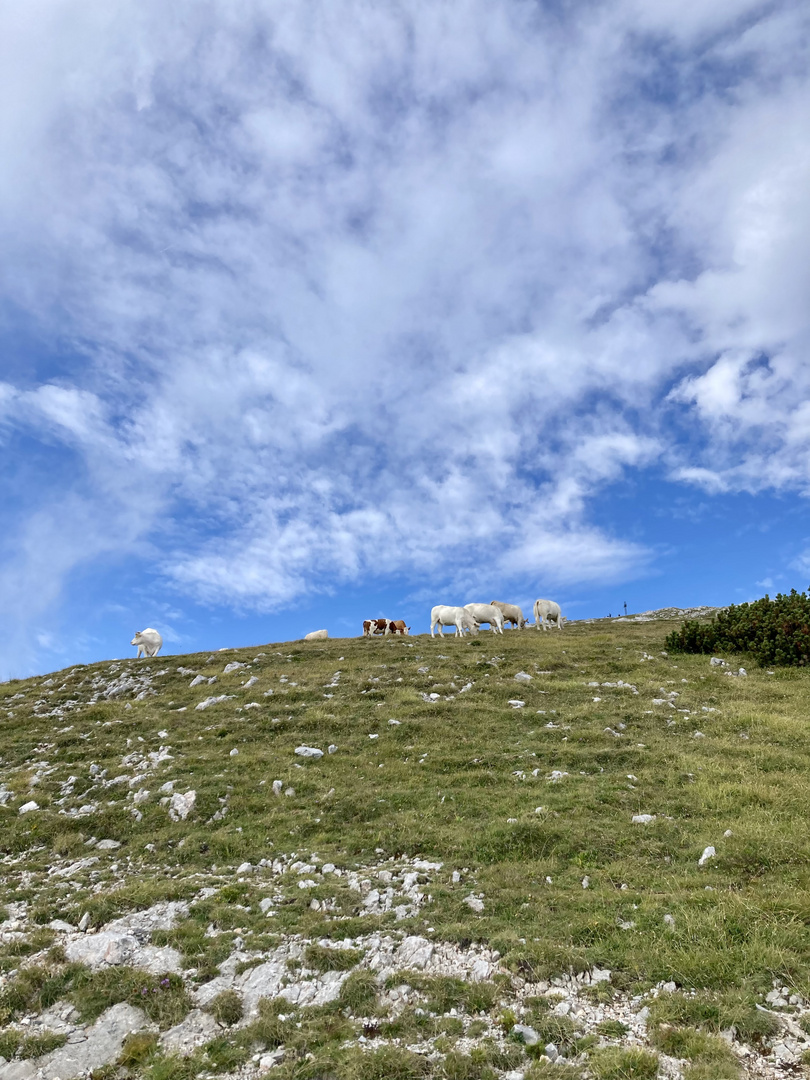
[2,616,810,1075]
[667,589,810,666]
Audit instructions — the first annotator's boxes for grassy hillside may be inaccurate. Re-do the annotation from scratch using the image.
[1,618,810,1079]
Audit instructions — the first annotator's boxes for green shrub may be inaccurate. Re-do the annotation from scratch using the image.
[119,1031,160,1067]
[665,590,810,666]
[0,1029,68,1060]
[588,1047,659,1079]
[304,943,364,971]
[338,969,379,1014]
[204,988,243,1026]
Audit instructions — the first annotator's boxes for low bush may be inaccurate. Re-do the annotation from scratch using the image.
[204,988,244,1026]
[666,590,810,666]
[588,1046,659,1079]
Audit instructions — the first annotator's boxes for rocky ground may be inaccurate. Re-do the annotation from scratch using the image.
[1,617,809,1078]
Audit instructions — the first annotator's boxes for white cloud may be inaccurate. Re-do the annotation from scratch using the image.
[0,0,808,672]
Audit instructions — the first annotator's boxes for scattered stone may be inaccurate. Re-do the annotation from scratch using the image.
[514,671,532,683]
[18,800,39,814]
[96,839,121,850]
[463,895,484,913]
[632,814,656,825]
[78,911,91,931]
[223,662,245,674]
[663,913,676,927]
[229,748,239,756]
[507,699,525,708]
[698,845,716,867]
[513,1023,539,1045]
[295,746,324,759]
[168,790,196,821]
[195,695,234,711]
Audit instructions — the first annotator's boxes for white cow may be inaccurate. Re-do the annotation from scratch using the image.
[464,603,505,634]
[430,605,479,638]
[131,628,163,657]
[533,599,563,630]
[304,629,328,641]
[490,601,527,629]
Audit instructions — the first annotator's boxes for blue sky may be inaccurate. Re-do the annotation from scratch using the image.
[1,0,809,676]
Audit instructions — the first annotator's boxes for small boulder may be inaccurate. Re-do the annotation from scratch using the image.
[168,790,196,821]
[698,845,716,867]
[295,746,324,759]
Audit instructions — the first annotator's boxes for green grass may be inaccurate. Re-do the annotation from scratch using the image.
[0,1029,68,1060]
[587,1047,659,1079]
[2,619,810,1074]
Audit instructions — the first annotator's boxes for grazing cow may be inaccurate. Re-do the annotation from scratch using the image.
[464,603,505,634]
[131,628,163,658]
[363,620,373,636]
[389,620,410,635]
[304,629,328,641]
[362,619,393,636]
[490,601,527,629]
[430,605,479,638]
[533,599,563,630]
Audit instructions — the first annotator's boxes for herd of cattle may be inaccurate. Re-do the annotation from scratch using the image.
[129,599,564,656]
[364,599,564,638]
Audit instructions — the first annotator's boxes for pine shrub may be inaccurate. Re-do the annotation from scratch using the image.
[665,590,810,667]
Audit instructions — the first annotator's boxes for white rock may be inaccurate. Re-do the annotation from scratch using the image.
[161,1008,220,1053]
[223,662,245,674]
[229,748,239,756]
[189,674,207,687]
[66,931,182,973]
[48,919,76,932]
[698,845,716,867]
[544,1042,559,1061]
[27,1002,147,1079]
[663,913,676,927]
[328,744,338,753]
[237,862,253,875]
[632,814,656,825]
[394,936,434,969]
[195,694,233,711]
[295,746,324,759]
[514,671,532,683]
[168,790,196,821]
[507,699,525,708]
[243,675,259,688]
[513,1023,539,1045]
[463,895,484,913]
[18,801,39,814]
[272,780,283,796]
[96,839,121,851]
[548,771,569,782]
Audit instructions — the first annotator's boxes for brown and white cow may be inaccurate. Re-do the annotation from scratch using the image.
[363,618,392,636]
[389,620,410,635]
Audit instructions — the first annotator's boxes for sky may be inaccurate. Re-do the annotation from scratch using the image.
[1,0,809,677]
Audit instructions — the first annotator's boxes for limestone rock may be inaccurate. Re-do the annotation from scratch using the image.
[394,936,434,969]
[294,746,324,759]
[18,1003,148,1080]
[161,1008,220,1053]
[168,790,196,821]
